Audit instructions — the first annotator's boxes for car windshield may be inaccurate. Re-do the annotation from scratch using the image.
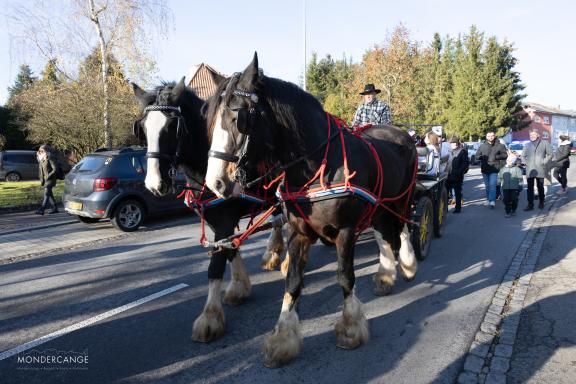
[72,155,109,173]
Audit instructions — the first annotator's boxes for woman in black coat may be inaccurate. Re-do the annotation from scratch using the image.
[36,144,59,215]
[554,135,572,194]
[446,137,470,213]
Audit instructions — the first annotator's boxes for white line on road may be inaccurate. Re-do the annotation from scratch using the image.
[0,283,189,361]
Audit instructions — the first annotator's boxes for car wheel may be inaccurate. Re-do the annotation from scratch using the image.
[5,172,21,182]
[111,200,145,232]
[77,216,100,224]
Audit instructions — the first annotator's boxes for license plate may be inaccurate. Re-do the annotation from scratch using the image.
[68,201,83,210]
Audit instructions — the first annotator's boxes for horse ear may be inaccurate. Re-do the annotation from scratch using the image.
[239,52,259,87]
[131,83,148,108]
[172,77,186,103]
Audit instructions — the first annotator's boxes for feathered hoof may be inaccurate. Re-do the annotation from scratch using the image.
[263,312,302,368]
[192,305,225,342]
[261,251,281,271]
[335,296,369,349]
[399,263,416,282]
[223,278,252,306]
[335,318,369,350]
[372,273,395,296]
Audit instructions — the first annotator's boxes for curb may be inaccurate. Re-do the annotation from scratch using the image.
[0,219,78,236]
[457,195,562,384]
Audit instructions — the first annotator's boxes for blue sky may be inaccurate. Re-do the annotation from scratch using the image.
[1,0,575,110]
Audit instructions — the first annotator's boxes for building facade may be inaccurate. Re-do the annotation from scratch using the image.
[513,102,576,147]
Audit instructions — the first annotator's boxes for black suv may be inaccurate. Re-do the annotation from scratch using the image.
[63,147,186,231]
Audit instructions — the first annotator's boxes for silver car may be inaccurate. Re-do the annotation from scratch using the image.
[0,150,39,181]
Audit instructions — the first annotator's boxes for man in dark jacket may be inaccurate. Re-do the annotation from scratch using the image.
[475,131,508,208]
[522,129,553,210]
[553,134,571,194]
[36,144,59,215]
[446,136,469,213]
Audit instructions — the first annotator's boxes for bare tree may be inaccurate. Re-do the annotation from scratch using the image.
[5,0,171,147]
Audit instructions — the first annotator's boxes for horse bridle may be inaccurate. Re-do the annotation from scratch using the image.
[207,76,264,187]
[135,102,187,182]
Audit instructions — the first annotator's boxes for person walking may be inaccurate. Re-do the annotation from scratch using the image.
[553,134,572,194]
[475,131,508,208]
[498,155,523,218]
[446,137,469,213]
[522,129,553,210]
[36,144,59,215]
[352,83,391,126]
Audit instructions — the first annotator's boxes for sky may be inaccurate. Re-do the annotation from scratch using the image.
[1,0,575,111]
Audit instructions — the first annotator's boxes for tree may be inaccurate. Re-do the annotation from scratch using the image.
[6,0,170,148]
[14,54,138,158]
[7,64,36,103]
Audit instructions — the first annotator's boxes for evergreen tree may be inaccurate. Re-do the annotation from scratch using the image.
[7,64,36,103]
[41,59,61,86]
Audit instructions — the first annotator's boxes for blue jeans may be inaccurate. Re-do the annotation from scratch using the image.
[482,173,498,203]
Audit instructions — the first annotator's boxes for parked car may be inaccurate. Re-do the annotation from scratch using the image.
[508,141,529,164]
[571,140,576,156]
[63,147,186,232]
[0,150,39,181]
[464,142,482,165]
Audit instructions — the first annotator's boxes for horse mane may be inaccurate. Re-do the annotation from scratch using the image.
[205,73,325,161]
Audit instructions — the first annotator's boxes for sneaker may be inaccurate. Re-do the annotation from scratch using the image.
[483,200,490,206]
[489,201,496,208]
[505,213,511,218]
[524,205,534,211]
[556,188,565,195]
[511,211,517,216]
[35,209,44,215]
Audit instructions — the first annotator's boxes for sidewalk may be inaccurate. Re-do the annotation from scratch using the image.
[0,209,76,234]
[458,167,576,384]
[0,209,127,264]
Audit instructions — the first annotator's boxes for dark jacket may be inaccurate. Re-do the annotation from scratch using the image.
[39,157,58,187]
[522,139,553,178]
[447,148,470,182]
[476,140,508,174]
[555,141,572,169]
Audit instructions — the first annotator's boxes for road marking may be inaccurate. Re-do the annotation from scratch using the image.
[0,283,189,361]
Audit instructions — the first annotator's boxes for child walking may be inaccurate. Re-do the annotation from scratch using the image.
[498,155,523,218]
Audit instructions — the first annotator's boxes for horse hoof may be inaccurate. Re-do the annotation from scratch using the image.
[373,274,395,296]
[223,279,251,306]
[399,265,416,282]
[192,305,225,342]
[263,312,302,368]
[335,295,369,349]
[261,251,281,271]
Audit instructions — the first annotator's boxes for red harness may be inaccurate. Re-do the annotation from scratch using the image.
[279,113,418,238]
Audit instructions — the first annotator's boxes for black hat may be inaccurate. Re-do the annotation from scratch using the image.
[360,83,381,95]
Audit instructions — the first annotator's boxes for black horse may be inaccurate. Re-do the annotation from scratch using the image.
[204,54,419,367]
[131,78,286,342]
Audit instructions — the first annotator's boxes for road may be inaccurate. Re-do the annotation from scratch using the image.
[0,166,573,384]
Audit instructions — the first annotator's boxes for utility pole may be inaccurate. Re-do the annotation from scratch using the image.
[302,0,307,91]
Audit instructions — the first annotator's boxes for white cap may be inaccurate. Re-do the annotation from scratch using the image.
[431,126,443,136]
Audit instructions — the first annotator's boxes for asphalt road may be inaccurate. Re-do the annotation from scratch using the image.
[0,166,564,384]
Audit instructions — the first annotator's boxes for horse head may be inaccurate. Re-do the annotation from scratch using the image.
[205,52,275,198]
[132,78,188,196]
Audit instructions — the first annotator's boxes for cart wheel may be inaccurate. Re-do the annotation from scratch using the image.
[433,186,448,238]
[411,196,433,261]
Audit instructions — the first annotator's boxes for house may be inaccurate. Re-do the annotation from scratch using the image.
[513,102,576,147]
[187,63,226,100]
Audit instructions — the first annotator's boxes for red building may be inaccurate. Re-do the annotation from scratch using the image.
[513,102,576,146]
